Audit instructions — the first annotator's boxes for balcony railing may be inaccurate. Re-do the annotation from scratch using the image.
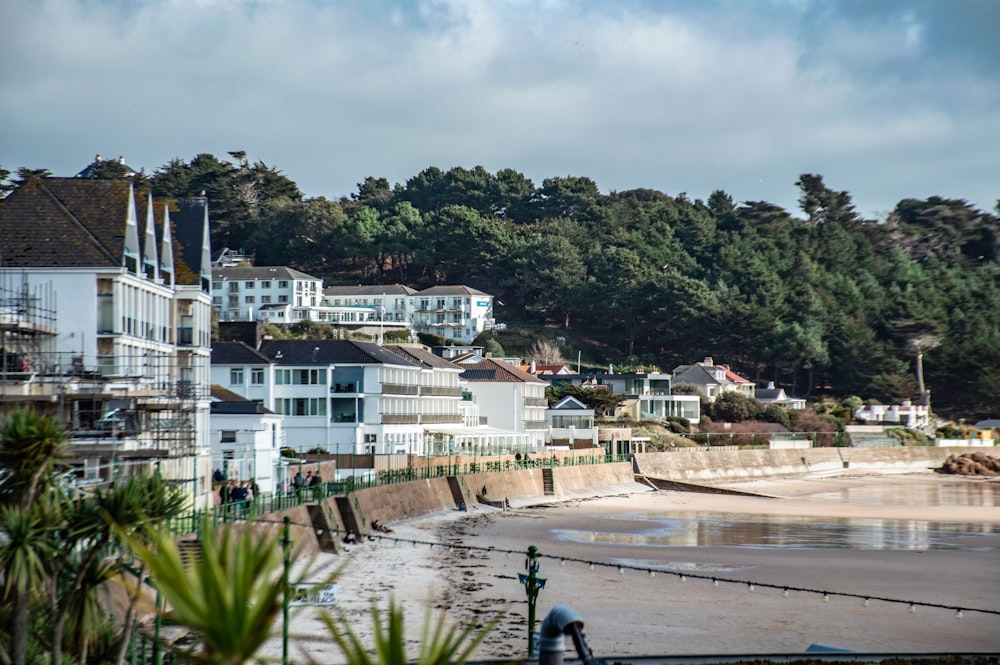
[419,386,464,397]
[381,383,418,395]
[419,414,463,424]
[381,414,419,424]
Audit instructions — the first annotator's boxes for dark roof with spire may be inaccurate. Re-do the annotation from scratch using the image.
[211,341,273,365]
[0,177,132,267]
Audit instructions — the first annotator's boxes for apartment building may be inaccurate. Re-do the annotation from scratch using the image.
[460,358,549,450]
[212,266,323,321]
[0,177,214,507]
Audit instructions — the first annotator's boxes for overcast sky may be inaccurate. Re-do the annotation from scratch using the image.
[2,0,997,219]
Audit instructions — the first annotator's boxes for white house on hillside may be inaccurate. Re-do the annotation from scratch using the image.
[460,358,549,449]
[213,266,323,321]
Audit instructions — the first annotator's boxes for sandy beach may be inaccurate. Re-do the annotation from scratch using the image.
[264,471,1000,661]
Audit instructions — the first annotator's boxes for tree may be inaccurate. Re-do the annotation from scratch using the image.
[528,339,565,365]
[709,392,762,423]
[0,411,67,665]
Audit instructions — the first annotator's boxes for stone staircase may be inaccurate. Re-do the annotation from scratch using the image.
[177,539,201,567]
[542,467,555,496]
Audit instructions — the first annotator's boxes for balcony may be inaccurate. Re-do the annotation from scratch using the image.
[381,414,419,424]
[525,397,549,407]
[419,386,464,397]
[419,414,463,424]
[381,383,418,395]
[331,382,361,394]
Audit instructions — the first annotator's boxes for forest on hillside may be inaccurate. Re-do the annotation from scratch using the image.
[3,157,999,419]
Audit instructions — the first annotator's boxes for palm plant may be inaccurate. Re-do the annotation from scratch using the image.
[125,521,292,665]
[0,411,67,665]
[317,600,502,665]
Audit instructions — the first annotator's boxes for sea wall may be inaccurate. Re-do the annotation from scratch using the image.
[633,446,967,483]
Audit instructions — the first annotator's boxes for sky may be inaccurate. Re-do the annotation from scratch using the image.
[2,0,998,219]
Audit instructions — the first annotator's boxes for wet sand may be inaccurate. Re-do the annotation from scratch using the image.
[267,471,1000,661]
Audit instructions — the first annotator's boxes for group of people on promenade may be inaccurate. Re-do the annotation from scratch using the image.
[291,470,322,492]
[212,469,260,514]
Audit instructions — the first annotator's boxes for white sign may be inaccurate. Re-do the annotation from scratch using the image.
[289,583,337,607]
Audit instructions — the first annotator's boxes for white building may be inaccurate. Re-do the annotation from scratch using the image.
[212,266,323,322]
[323,284,498,344]
[545,396,599,448]
[0,177,215,507]
[459,358,549,449]
[209,385,284,494]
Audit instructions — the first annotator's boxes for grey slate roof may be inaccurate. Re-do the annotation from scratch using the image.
[212,265,319,281]
[211,341,273,365]
[257,340,416,366]
[386,344,462,369]
[416,285,489,296]
[323,284,417,296]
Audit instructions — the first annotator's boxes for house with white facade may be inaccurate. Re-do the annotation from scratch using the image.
[755,381,807,409]
[210,385,284,494]
[670,357,754,403]
[539,371,700,422]
[0,177,214,507]
[855,400,930,429]
[460,358,549,450]
[212,266,323,321]
[212,338,528,457]
[323,284,497,344]
[545,396,598,448]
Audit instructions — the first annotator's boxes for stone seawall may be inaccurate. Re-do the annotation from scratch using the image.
[633,446,966,483]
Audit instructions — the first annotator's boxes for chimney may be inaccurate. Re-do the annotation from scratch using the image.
[118,155,125,164]
[529,359,537,374]
[767,381,775,390]
[703,356,713,366]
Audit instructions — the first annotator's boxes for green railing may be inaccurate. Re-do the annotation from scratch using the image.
[165,453,630,538]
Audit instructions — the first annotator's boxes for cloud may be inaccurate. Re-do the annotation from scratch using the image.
[1,0,997,219]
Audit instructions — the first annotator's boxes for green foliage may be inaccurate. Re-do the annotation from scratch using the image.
[708,392,763,423]
[546,384,624,418]
[320,599,501,665]
[761,404,791,427]
[482,337,506,357]
[126,522,291,665]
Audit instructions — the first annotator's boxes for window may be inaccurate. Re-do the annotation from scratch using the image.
[230,369,244,385]
[278,280,289,288]
[261,280,271,288]
[261,295,271,303]
[212,281,222,290]
[245,281,255,289]
[245,296,255,303]
[275,398,327,416]
[212,296,222,305]
[251,368,264,384]
[275,368,325,385]
[221,430,236,443]
[364,434,377,443]
[278,295,288,303]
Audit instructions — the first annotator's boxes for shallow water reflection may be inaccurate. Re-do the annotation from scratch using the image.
[553,513,1000,551]
[808,480,1000,507]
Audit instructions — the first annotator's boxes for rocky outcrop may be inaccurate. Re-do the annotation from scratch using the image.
[938,452,1000,477]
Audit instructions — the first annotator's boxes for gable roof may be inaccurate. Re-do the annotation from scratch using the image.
[324,284,417,297]
[416,285,489,297]
[460,358,547,384]
[0,177,132,267]
[550,396,590,411]
[212,265,319,281]
[257,340,415,366]
[211,341,273,365]
[385,344,461,369]
[0,177,206,283]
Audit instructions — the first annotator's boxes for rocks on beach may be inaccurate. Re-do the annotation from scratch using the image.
[939,452,1000,476]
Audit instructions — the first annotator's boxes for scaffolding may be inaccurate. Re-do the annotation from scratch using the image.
[0,271,209,496]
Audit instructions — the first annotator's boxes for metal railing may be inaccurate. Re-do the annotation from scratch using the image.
[163,452,631,538]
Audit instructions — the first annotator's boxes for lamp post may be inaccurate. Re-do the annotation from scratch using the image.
[519,545,546,656]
